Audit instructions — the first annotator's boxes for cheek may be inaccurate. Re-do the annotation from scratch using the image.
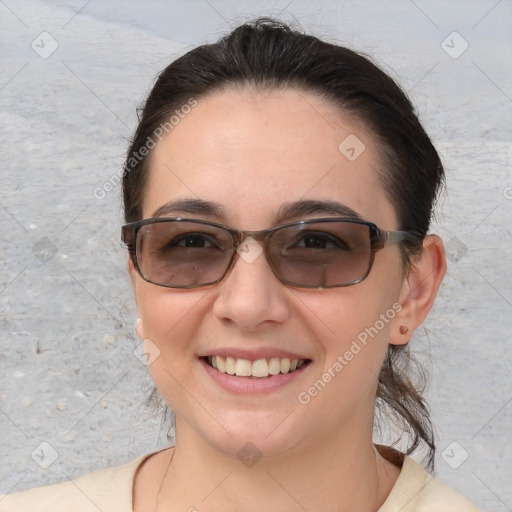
[305,277,402,372]
[139,289,210,342]
[135,284,210,384]
[296,287,401,426]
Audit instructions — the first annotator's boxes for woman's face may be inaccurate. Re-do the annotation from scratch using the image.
[130,88,408,457]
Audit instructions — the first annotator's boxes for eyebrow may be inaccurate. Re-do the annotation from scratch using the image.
[151,198,362,224]
[275,200,362,224]
[152,199,226,219]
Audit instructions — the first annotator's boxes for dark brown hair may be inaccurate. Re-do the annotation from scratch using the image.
[123,17,444,470]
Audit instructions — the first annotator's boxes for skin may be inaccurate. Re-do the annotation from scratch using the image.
[129,88,446,512]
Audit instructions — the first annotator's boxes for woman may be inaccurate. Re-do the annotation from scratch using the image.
[1,18,481,512]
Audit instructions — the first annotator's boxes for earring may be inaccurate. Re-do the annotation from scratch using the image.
[135,318,143,340]
[399,325,409,335]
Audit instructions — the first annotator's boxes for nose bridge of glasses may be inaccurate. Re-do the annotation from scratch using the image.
[231,227,273,248]
[228,228,279,279]
[222,228,280,289]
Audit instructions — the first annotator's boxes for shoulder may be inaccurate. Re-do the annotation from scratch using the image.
[0,453,151,512]
[379,456,482,512]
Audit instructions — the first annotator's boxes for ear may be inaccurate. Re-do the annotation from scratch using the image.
[127,258,145,340]
[389,234,446,345]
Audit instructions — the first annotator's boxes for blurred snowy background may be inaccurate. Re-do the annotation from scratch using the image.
[0,0,510,510]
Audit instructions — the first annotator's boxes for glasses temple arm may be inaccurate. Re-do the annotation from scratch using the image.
[384,230,423,246]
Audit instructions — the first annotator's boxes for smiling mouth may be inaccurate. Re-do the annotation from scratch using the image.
[203,356,310,378]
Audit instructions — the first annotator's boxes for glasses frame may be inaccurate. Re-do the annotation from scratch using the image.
[121,217,421,289]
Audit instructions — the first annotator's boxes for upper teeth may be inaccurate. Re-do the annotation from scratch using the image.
[208,356,305,378]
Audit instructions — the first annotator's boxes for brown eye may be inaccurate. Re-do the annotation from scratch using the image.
[171,233,216,248]
[295,232,349,250]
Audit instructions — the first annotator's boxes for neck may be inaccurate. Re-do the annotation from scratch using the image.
[156,425,401,512]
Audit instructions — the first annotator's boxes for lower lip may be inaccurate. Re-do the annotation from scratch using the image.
[200,358,310,394]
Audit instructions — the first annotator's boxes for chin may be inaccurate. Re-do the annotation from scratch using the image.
[180,406,307,460]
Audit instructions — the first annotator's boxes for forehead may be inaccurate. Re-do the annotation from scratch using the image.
[144,88,397,229]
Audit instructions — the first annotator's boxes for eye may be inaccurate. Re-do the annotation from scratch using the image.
[294,232,349,250]
[170,233,218,248]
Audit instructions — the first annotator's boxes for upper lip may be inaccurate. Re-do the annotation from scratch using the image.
[200,347,311,361]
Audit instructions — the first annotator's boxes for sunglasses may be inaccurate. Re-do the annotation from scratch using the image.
[121,217,421,289]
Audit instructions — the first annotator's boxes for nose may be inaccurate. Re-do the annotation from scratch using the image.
[212,238,290,331]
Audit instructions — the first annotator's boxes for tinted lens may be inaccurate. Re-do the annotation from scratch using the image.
[136,221,233,287]
[268,221,373,287]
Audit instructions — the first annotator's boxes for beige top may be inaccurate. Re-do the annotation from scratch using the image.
[0,451,481,511]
